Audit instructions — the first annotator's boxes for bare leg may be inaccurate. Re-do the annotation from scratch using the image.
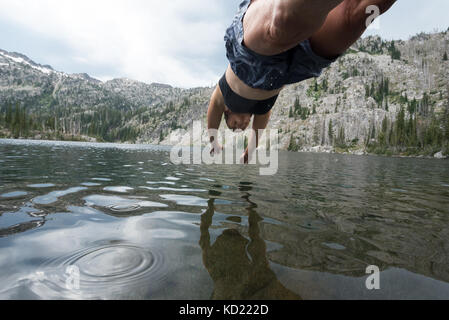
[309,0,397,58]
[243,0,344,56]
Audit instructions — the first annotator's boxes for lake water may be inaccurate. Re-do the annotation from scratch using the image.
[1,139,449,300]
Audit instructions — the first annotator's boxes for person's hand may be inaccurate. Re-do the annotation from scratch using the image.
[210,141,223,156]
[239,150,249,164]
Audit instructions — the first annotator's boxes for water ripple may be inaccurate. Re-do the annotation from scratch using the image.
[84,195,168,213]
[33,241,167,299]
[33,187,87,205]
[160,194,231,207]
[81,182,101,187]
[27,184,56,189]
[1,191,28,198]
[159,194,209,207]
[140,186,207,193]
[104,186,134,194]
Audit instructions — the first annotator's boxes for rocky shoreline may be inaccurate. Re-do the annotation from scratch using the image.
[1,136,447,160]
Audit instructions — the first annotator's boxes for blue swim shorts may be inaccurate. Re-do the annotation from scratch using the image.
[224,0,338,91]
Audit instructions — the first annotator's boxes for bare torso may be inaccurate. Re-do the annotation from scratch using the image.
[225,65,283,101]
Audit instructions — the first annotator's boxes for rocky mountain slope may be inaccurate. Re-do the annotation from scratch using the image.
[1,30,448,157]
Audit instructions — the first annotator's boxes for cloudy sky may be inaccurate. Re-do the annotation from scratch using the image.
[0,0,447,88]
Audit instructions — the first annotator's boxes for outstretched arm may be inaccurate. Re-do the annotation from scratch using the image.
[207,85,225,155]
[241,111,272,164]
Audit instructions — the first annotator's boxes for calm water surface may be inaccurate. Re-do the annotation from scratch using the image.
[1,139,449,300]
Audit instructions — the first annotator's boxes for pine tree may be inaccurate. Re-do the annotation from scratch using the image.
[294,97,300,112]
[321,120,326,145]
[321,78,328,92]
[406,115,417,147]
[408,98,417,114]
[300,107,309,120]
[379,116,389,147]
[382,116,388,133]
[443,99,449,142]
[288,135,302,152]
[21,107,28,137]
[388,41,401,60]
[12,103,22,137]
[313,122,320,145]
[159,130,164,142]
[328,119,334,145]
[443,52,448,61]
[389,126,395,146]
[288,135,295,151]
[396,106,406,146]
[370,123,376,140]
[5,104,12,128]
[336,126,346,148]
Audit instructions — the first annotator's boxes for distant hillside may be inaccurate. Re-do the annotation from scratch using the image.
[1,30,448,157]
[0,48,212,143]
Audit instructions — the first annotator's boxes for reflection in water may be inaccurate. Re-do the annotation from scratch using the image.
[200,185,301,300]
[1,191,28,198]
[0,220,45,238]
[33,187,88,205]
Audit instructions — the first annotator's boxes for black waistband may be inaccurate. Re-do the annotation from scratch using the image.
[218,74,278,115]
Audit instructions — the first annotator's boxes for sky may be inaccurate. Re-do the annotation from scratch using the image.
[0,0,448,88]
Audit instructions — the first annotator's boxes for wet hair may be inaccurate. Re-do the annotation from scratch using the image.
[223,108,252,131]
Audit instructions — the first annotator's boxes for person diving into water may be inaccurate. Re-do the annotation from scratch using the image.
[207,0,397,163]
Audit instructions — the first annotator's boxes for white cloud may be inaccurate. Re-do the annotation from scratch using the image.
[0,0,232,87]
[1,0,447,87]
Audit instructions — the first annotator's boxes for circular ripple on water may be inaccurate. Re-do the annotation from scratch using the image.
[38,242,167,298]
[107,204,141,212]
